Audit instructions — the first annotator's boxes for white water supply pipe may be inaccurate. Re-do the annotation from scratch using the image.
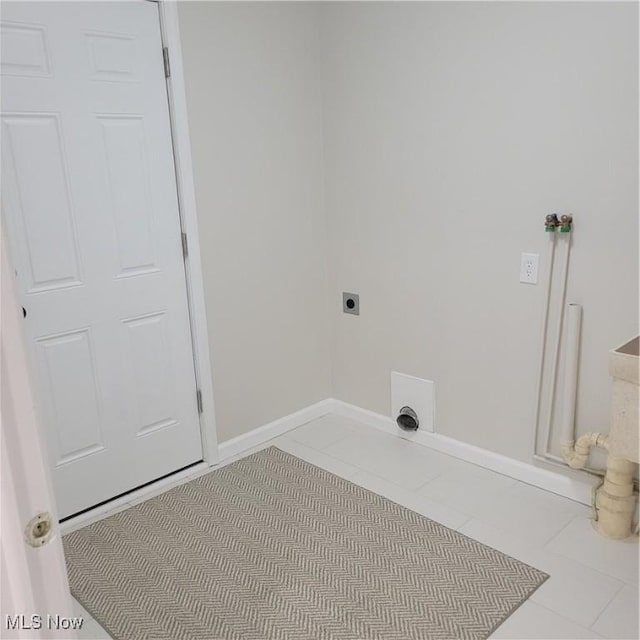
[531,231,557,458]
[542,235,572,456]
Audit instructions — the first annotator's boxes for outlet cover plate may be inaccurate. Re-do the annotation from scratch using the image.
[520,253,539,284]
[342,292,360,315]
[391,371,434,433]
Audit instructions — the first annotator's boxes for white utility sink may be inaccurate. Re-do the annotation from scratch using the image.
[608,337,639,464]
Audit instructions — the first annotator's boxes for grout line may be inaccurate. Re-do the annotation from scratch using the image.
[356,466,438,493]
[524,599,600,635]
[539,518,580,549]
[413,470,448,492]
[299,434,357,453]
[542,544,634,587]
[454,515,474,532]
[588,581,628,632]
[540,515,640,587]
[348,469,472,526]
[537,512,580,549]
[276,440,365,481]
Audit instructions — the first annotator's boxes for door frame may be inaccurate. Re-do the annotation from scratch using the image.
[154,0,219,465]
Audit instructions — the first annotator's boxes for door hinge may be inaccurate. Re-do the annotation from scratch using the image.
[196,388,203,414]
[162,47,171,78]
[181,231,188,259]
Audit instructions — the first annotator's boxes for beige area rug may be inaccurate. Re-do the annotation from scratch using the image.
[63,447,548,640]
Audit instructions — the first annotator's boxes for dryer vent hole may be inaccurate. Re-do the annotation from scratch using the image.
[397,406,419,431]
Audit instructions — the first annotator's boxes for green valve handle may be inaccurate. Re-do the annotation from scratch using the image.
[545,213,560,232]
[559,215,573,233]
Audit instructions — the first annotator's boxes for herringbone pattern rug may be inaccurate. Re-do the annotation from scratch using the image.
[63,447,547,640]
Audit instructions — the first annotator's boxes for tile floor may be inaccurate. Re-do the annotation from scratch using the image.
[71,414,639,640]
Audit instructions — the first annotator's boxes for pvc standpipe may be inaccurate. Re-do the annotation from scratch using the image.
[559,304,582,451]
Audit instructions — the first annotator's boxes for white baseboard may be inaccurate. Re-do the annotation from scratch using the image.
[212,396,596,506]
[327,399,596,506]
[61,396,596,532]
[217,399,334,461]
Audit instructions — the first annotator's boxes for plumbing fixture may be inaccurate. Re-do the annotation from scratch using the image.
[531,227,557,457]
[596,454,637,539]
[532,212,637,538]
[533,214,602,475]
[562,431,637,539]
[558,304,582,455]
[562,432,635,539]
[397,406,419,431]
[562,432,608,470]
[559,214,573,233]
[560,335,640,539]
[544,213,560,232]
[542,231,573,456]
[598,336,640,538]
[535,231,605,473]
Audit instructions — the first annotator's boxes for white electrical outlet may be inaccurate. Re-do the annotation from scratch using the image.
[520,253,539,284]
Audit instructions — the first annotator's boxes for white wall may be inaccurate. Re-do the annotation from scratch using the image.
[321,2,638,462]
[323,2,638,460]
[178,2,330,443]
[178,2,638,461]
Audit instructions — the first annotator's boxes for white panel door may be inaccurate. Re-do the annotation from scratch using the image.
[1,1,203,518]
